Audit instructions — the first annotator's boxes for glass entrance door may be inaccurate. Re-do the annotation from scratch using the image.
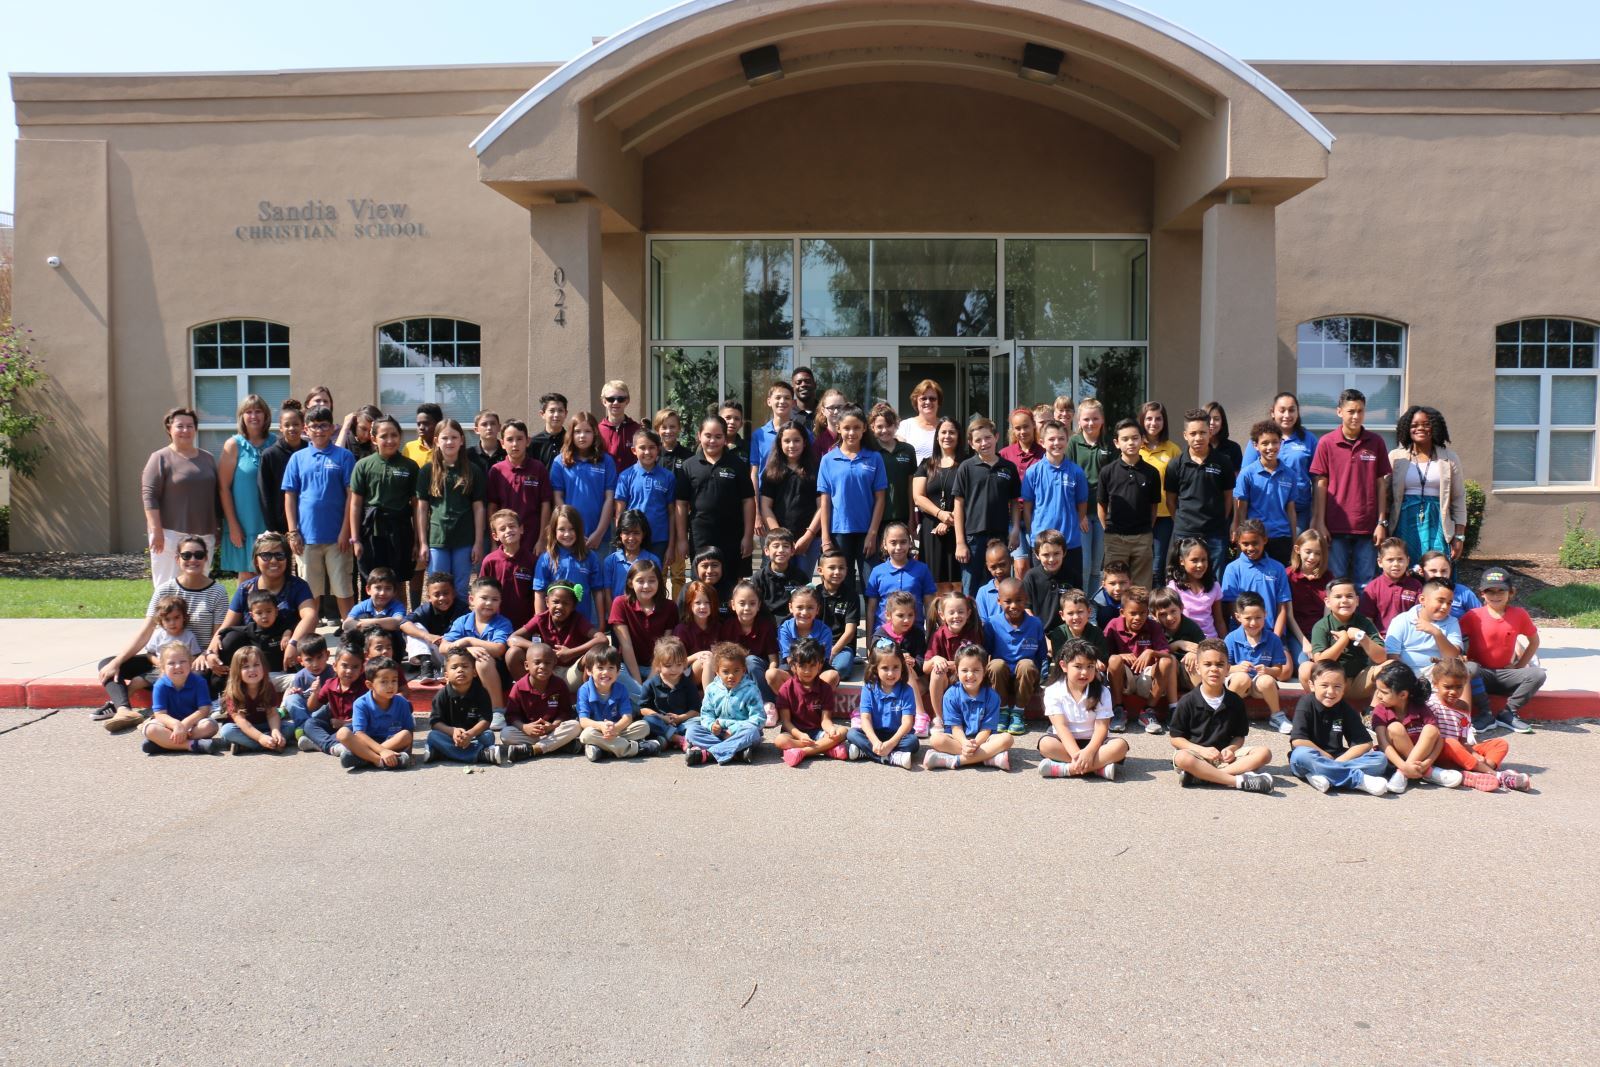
[897,345,1010,428]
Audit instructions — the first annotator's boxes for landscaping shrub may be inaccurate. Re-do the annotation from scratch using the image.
[1558,507,1600,570]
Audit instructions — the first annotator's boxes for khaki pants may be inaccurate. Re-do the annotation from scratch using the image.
[986,658,1040,709]
[297,542,354,598]
[501,719,582,754]
[579,719,650,758]
[1102,532,1153,589]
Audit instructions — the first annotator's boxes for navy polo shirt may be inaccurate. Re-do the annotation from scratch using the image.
[983,612,1047,667]
[1022,455,1090,546]
[817,447,888,534]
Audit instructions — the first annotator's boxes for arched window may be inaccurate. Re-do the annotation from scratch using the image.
[191,319,291,456]
[377,317,481,423]
[1295,316,1407,446]
[1493,318,1598,486]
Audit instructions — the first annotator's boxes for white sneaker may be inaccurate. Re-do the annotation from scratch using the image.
[1359,774,1390,796]
[1097,762,1117,781]
[984,750,1011,771]
[1387,771,1409,794]
[1426,767,1464,788]
[1269,711,1292,734]
[888,751,913,769]
[1306,774,1331,793]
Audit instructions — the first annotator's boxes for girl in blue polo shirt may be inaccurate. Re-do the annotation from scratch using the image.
[534,505,605,627]
[924,644,1014,771]
[551,412,619,552]
[817,405,888,596]
[848,645,920,768]
[1242,392,1318,540]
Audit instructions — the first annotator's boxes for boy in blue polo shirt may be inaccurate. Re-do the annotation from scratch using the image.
[1224,591,1293,733]
[281,405,358,618]
[864,521,937,630]
[341,657,413,771]
[1233,420,1303,566]
[1384,579,1465,673]
[924,644,1014,770]
[575,645,661,761]
[440,576,514,729]
[982,578,1046,736]
[341,567,406,649]
[1021,419,1090,578]
[973,540,1013,626]
[1221,519,1292,640]
[613,429,676,560]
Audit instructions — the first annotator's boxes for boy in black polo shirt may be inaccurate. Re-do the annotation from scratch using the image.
[1097,418,1162,588]
[257,401,306,536]
[1165,408,1236,573]
[952,416,1021,599]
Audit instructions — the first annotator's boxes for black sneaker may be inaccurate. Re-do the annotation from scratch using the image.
[483,745,503,765]
[141,739,162,756]
[637,739,662,757]
[685,747,708,766]
[1239,772,1274,794]
[208,739,234,756]
[91,702,116,721]
[507,743,533,762]
[340,750,362,770]
[1176,768,1195,788]
[737,746,754,763]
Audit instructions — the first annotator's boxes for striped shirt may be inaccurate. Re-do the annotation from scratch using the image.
[149,578,232,647]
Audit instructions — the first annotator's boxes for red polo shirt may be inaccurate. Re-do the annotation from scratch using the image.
[316,676,368,723]
[673,618,721,657]
[486,457,553,534]
[505,674,575,725]
[777,676,836,733]
[597,417,642,474]
[1309,429,1392,535]
[1359,573,1422,632]
[608,597,680,664]
[721,614,778,660]
[516,609,594,651]
[479,542,538,630]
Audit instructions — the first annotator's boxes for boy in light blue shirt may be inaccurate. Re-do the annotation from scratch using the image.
[1384,579,1465,673]
[684,642,766,766]
[1223,591,1293,733]
[441,576,514,729]
[1221,519,1293,639]
[1021,419,1090,551]
[281,405,358,617]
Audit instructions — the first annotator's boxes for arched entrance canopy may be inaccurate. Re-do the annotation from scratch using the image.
[473,0,1332,230]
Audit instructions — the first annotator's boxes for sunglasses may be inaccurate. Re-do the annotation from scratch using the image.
[604,395,629,404]
[178,551,208,561]
[257,551,288,561]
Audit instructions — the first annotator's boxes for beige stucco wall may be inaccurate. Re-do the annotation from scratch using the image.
[1264,64,1600,555]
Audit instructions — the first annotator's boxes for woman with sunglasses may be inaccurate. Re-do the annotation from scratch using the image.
[205,532,319,674]
[95,535,233,731]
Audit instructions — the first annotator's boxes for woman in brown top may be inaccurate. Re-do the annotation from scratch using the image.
[141,407,219,589]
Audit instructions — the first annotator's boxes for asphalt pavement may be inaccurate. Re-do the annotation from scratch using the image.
[1,710,1597,1065]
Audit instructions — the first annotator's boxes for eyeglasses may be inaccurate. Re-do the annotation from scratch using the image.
[604,396,629,404]
[824,404,844,413]
[257,551,288,561]
[178,551,208,561]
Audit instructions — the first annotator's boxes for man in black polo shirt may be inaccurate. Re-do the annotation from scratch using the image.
[1165,408,1237,576]
[791,366,819,428]
[1097,418,1162,588]
[674,413,756,599]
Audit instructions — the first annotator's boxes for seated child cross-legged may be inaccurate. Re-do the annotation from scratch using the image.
[216,646,289,754]
[981,578,1045,736]
[924,591,983,736]
[1104,584,1178,735]
[500,643,582,760]
[867,591,929,731]
[439,576,513,730]
[279,633,333,740]
[770,586,839,694]
[684,642,766,766]
[774,637,851,767]
[1167,639,1275,793]
[924,644,1014,771]
[1039,638,1128,780]
[1288,661,1392,796]
[575,646,662,761]
[1370,661,1463,794]
[639,636,703,753]
[298,645,366,755]
[1427,657,1532,792]
[340,657,414,771]
[1223,591,1294,734]
[847,644,919,769]
[398,572,468,679]
[418,647,505,766]
[140,643,225,755]
[97,592,200,731]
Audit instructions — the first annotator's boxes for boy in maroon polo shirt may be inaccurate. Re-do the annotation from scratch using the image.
[500,643,581,759]
[506,582,608,686]
[298,645,366,755]
[596,379,641,473]
[1104,585,1178,735]
[1358,538,1423,632]
[479,510,538,632]
[1309,388,1392,588]
[486,420,553,554]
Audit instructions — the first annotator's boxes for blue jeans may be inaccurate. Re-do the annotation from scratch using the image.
[644,713,686,745]
[961,533,996,597]
[1081,513,1105,593]
[218,721,290,751]
[846,726,919,764]
[1151,517,1174,582]
[1288,746,1390,788]
[1327,535,1378,589]
[792,540,822,583]
[283,691,311,731]
[302,707,345,753]
[425,727,491,762]
[429,544,475,599]
[745,655,777,704]
[830,646,857,679]
[684,720,762,764]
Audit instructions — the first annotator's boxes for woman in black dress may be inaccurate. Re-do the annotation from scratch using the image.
[911,417,968,591]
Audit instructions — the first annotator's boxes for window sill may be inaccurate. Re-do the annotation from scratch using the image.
[1491,485,1600,495]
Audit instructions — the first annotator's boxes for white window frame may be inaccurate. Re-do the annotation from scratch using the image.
[1295,315,1408,442]
[1492,318,1599,487]
[190,318,291,455]
[376,317,482,424]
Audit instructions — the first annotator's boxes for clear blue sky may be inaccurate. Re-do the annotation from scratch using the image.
[4,0,1598,212]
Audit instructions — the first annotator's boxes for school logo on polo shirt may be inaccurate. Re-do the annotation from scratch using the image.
[715,467,737,480]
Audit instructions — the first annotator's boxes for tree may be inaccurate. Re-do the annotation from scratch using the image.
[0,321,50,477]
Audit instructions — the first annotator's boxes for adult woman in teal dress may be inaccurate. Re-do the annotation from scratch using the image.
[217,394,278,580]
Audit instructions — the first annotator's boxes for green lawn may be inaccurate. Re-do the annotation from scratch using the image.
[1525,583,1600,628]
[0,578,181,618]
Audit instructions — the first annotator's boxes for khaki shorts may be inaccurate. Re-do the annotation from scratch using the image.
[298,542,354,599]
[1120,664,1156,698]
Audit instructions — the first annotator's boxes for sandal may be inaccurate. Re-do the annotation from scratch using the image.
[90,701,116,721]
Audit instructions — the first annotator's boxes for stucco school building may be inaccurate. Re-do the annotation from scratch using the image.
[10,0,1600,556]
